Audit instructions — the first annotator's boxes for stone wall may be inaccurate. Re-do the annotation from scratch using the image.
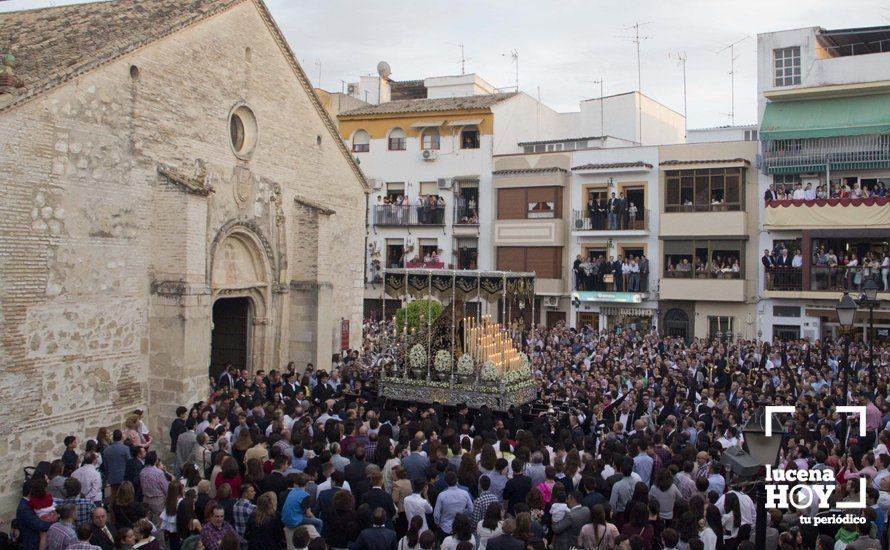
[0,1,365,520]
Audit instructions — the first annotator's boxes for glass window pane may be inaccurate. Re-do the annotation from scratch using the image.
[694,174,709,206]
[666,177,680,207]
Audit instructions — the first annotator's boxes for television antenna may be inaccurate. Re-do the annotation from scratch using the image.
[448,43,471,74]
[618,22,651,144]
[502,49,519,91]
[669,51,688,137]
[586,78,605,136]
[716,36,749,126]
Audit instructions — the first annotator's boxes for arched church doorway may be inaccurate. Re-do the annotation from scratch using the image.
[210,297,251,381]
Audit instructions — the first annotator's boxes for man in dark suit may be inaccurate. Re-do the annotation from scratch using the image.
[502,460,532,515]
[123,445,146,500]
[764,183,778,203]
[552,492,591,550]
[359,470,396,521]
[607,192,618,229]
[314,470,344,524]
[611,256,623,291]
[487,517,525,550]
[616,192,628,230]
[262,455,292,497]
[594,197,606,230]
[350,507,397,550]
[344,446,372,503]
[217,364,235,389]
[88,508,115,550]
[778,248,793,267]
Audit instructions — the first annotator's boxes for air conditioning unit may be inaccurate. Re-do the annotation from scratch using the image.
[422,149,438,161]
[369,178,383,190]
[347,83,357,94]
[437,178,452,190]
[543,296,559,308]
[574,218,586,230]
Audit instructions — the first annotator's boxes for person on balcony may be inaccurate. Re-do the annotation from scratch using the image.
[639,255,649,292]
[817,185,829,200]
[792,183,806,200]
[764,184,778,204]
[851,183,866,199]
[612,256,623,291]
[792,250,804,269]
[617,192,628,230]
[627,202,638,229]
[628,258,640,292]
[882,251,889,291]
[778,248,793,267]
[676,258,692,275]
[607,193,618,230]
[804,183,816,201]
[573,255,583,291]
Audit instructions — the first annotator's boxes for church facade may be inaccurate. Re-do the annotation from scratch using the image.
[0,0,366,515]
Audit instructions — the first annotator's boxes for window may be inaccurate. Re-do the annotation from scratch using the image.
[663,239,745,279]
[497,187,562,219]
[352,129,370,152]
[665,168,744,212]
[388,128,406,151]
[385,182,404,202]
[773,305,801,318]
[773,174,800,186]
[228,104,257,159]
[774,47,801,87]
[456,238,478,269]
[497,247,562,278]
[460,126,480,149]
[523,145,534,154]
[707,316,733,338]
[421,128,440,150]
[773,325,801,341]
[744,129,758,141]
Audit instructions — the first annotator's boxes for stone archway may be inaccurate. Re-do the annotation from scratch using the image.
[210,225,274,373]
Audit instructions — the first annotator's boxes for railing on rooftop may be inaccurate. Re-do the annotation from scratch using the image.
[762,134,890,174]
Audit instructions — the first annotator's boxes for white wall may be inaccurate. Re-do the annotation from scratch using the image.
[356,132,493,278]
[756,27,890,118]
[688,125,757,143]
[490,93,564,155]
[424,74,497,98]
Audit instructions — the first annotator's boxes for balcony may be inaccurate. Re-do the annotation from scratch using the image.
[372,205,446,227]
[764,197,890,229]
[765,265,889,294]
[761,134,890,175]
[453,204,479,225]
[571,209,649,234]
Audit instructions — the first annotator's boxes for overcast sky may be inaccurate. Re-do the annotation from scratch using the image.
[3,0,888,128]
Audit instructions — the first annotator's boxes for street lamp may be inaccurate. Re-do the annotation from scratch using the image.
[835,292,857,448]
[860,279,879,388]
[742,406,786,550]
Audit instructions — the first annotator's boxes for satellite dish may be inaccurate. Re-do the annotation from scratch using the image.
[377,61,392,79]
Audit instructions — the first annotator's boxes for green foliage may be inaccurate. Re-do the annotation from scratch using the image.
[396,299,444,332]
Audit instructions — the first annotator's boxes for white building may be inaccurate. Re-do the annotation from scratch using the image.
[755,25,890,342]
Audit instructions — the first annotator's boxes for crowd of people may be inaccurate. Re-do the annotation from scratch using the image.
[375,195,447,226]
[762,244,889,293]
[573,255,650,293]
[764,181,888,202]
[584,193,643,231]
[12,318,890,550]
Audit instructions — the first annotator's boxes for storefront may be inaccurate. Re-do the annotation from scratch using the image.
[570,291,657,332]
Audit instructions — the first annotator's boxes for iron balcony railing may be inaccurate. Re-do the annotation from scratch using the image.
[453,204,480,225]
[372,205,446,226]
[572,208,649,231]
[762,134,890,174]
[764,265,887,292]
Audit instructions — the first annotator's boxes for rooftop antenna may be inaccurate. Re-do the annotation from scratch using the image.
[448,43,471,74]
[586,78,605,137]
[717,36,749,126]
[502,49,519,92]
[618,22,651,144]
[670,52,688,138]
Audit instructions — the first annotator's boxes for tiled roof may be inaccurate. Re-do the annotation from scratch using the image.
[492,167,569,176]
[660,158,751,166]
[572,161,653,170]
[339,92,516,117]
[0,0,245,110]
[518,136,604,146]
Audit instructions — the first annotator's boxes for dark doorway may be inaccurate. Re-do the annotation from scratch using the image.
[546,311,566,328]
[663,308,690,340]
[210,297,250,382]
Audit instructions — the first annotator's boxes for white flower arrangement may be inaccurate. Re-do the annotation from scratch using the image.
[434,350,453,373]
[456,353,475,376]
[409,344,427,369]
[480,360,499,383]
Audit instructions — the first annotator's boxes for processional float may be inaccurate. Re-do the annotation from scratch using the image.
[379,269,537,411]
